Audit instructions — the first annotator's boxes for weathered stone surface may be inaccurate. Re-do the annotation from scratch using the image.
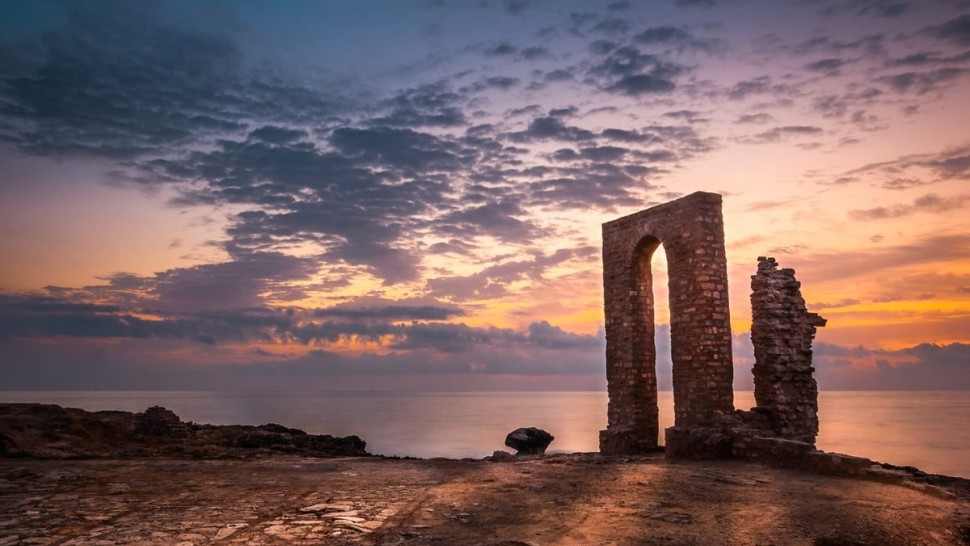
[600,191,734,456]
[505,428,554,455]
[665,426,732,460]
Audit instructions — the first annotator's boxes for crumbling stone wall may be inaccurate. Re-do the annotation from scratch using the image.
[600,192,829,461]
[750,257,826,444]
[600,191,734,455]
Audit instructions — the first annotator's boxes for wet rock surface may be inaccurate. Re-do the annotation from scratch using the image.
[0,403,368,459]
[1,454,967,546]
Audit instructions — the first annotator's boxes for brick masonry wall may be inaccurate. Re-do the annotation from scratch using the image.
[749,257,827,444]
[600,191,734,455]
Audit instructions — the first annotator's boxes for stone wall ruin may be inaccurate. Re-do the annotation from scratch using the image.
[600,191,827,460]
[750,257,827,445]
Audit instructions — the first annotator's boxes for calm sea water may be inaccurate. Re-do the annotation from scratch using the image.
[1,391,967,478]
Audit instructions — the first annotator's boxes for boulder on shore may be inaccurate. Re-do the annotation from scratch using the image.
[505,427,554,456]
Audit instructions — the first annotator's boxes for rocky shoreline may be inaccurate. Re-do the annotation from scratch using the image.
[2,403,970,545]
[0,403,369,459]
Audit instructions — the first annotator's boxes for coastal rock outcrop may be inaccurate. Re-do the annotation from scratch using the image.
[505,427,554,456]
[135,405,189,437]
[0,403,368,459]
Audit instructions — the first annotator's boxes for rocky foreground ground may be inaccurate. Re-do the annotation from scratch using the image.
[3,455,970,546]
[1,404,969,545]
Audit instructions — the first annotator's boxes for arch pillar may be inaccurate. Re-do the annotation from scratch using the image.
[600,191,735,457]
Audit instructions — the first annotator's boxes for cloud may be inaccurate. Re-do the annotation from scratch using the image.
[153,252,319,311]
[435,199,542,244]
[428,239,478,256]
[830,146,970,187]
[579,145,629,161]
[0,318,608,388]
[528,173,648,208]
[632,26,719,52]
[329,126,467,171]
[485,42,518,56]
[812,342,970,390]
[601,128,650,142]
[0,289,528,355]
[588,39,618,55]
[817,0,911,19]
[427,247,595,301]
[921,14,970,46]
[735,113,773,124]
[726,76,793,101]
[849,193,970,220]
[587,46,686,96]
[544,68,574,81]
[369,83,468,128]
[249,126,308,144]
[878,68,968,94]
[0,5,340,159]
[314,305,465,321]
[520,46,551,60]
[634,26,692,45]
[672,0,718,7]
[0,293,294,344]
[609,74,677,95]
[33,251,321,316]
[143,131,460,283]
[740,125,824,144]
[508,114,596,142]
[591,17,631,37]
[878,177,934,190]
[789,34,886,57]
[501,0,536,15]
[885,50,970,68]
[781,233,970,284]
[2,0,968,394]
[805,58,848,72]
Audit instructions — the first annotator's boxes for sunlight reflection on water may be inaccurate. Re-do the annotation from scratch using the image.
[2,390,968,477]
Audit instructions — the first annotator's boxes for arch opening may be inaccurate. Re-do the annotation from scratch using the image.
[629,236,675,446]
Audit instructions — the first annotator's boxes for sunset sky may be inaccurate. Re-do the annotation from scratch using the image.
[1,0,969,391]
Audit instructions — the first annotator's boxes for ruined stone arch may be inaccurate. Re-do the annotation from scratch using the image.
[600,191,735,455]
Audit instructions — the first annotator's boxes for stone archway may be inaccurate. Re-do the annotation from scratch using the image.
[600,191,735,456]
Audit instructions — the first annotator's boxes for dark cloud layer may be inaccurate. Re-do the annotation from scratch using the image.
[922,14,970,46]
[812,342,970,390]
[0,6,339,159]
[0,5,737,295]
[2,1,970,392]
[0,290,596,357]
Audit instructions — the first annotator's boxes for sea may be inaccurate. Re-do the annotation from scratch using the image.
[1,390,968,478]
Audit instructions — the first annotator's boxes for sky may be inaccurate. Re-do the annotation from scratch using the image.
[1,0,969,391]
